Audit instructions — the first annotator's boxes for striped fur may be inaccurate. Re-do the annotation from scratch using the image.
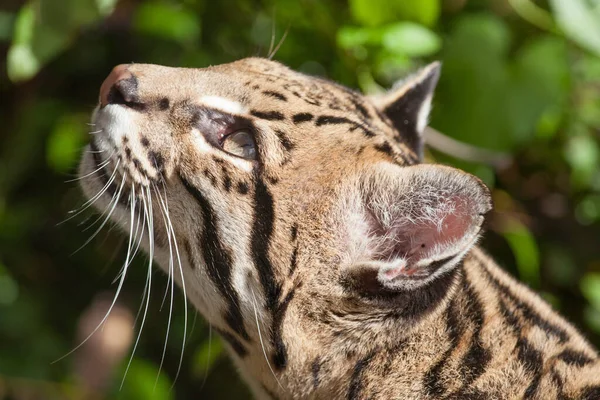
[79,58,599,399]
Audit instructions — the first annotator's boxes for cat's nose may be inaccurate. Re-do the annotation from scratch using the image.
[99,65,139,107]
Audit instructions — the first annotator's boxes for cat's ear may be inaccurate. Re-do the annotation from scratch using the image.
[341,163,491,296]
[370,62,440,160]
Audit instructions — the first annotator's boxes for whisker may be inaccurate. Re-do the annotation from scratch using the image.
[268,25,289,60]
[59,159,121,226]
[65,154,112,183]
[71,173,126,256]
[250,287,284,391]
[159,180,188,388]
[121,185,155,389]
[153,183,175,389]
[52,182,135,364]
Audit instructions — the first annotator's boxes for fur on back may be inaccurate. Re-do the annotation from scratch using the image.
[79,58,600,399]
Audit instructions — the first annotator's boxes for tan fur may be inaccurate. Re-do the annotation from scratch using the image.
[79,58,600,399]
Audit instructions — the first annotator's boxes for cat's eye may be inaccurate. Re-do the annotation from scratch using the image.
[221,130,257,159]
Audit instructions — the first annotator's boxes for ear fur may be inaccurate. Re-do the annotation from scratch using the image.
[371,62,441,160]
[341,162,491,296]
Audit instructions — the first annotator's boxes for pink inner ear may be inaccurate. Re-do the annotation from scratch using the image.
[377,195,475,265]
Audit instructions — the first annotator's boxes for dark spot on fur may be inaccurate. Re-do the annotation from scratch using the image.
[148,151,164,170]
[293,113,314,124]
[374,141,393,157]
[159,98,170,110]
[263,90,287,101]
[237,181,249,195]
[223,175,232,192]
[140,136,150,147]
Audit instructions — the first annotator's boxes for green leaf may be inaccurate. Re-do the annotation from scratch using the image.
[581,273,600,311]
[192,335,223,378]
[549,0,600,56]
[133,2,201,44]
[349,0,440,27]
[46,114,87,173]
[337,26,384,49]
[502,218,540,287]
[7,0,118,82]
[115,358,174,400]
[0,11,16,42]
[393,0,440,27]
[564,134,600,187]
[381,22,441,57]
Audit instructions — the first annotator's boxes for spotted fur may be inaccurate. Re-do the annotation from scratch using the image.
[79,58,600,399]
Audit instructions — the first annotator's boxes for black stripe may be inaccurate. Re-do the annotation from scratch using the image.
[556,349,595,367]
[480,260,569,342]
[457,279,491,387]
[251,178,281,311]
[215,328,248,358]
[315,115,354,126]
[274,129,295,152]
[347,351,377,400]
[498,298,544,399]
[180,175,250,341]
[292,112,314,123]
[251,110,285,120]
[271,286,298,370]
[311,357,322,389]
[288,245,298,277]
[423,297,463,397]
[315,115,376,138]
[581,386,600,400]
[263,90,287,101]
[374,142,393,157]
[551,369,567,400]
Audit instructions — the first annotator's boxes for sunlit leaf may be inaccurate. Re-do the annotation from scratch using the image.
[381,22,441,57]
[549,0,600,56]
[337,26,384,49]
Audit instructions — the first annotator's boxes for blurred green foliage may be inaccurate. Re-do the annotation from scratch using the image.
[1,0,600,398]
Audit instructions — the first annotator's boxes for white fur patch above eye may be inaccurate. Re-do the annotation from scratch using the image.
[200,96,246,114]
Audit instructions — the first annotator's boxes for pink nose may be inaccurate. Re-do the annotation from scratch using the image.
[99,64,135,107]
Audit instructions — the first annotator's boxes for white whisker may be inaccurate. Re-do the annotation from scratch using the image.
[53,181,135,364]
[121,185,154,389]
[65,154,112,183]
[59,159,121,226]
[71,173,126,255]
[250,287,283,391]
[159,181,188,388]
[153,183,175,389]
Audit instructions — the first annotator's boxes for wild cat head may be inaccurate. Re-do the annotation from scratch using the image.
[78,58,491,377]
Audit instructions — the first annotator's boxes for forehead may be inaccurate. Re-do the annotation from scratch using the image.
[126,58,361,109]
